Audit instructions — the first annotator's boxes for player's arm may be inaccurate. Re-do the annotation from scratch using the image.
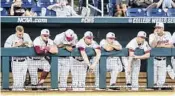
[47,4,58,10]
[111,41,122,50]
[100,40,113,51]
[23,33,33,47]
[134,51,150,59]
[79,47,91,66]
[92,47,101,66]
[149,34,158,48]
[4,35,13,48]
[33,38,49,55]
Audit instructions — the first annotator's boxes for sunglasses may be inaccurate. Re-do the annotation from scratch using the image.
[86,36,93,39]
[108,37,115,40]
[139,36,146,39]
[42,34,49,37]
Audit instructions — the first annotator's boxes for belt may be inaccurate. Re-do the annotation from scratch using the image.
[73,57,84,62]
[13,59,26,62]
[155,58,166,61]
[33,58,41,60]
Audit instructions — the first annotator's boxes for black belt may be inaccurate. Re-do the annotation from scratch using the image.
[155,58,166,61]
[33,58,41,60]
[13,59,26,62]
[73,57,84,62]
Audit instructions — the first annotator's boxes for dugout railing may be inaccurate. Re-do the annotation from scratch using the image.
[1,48,175,89]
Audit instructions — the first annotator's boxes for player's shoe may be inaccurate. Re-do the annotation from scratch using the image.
[37,83,47,90]
[95,88,105,91]
[131,87,138,91]
[31,84,38,90]
[12,88,26,91]
[108,84,120,90]
[126,83,131,90]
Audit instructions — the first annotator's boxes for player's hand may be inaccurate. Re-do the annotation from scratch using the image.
[49,46,58,54]
[89,64,96,71]
[15,41,23,47]
[65,46,73,52]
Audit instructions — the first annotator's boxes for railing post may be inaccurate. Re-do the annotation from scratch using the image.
[101,0,104,16]
[51,56,58,89]
[147,57,154,88]
[2,57,10,89]
[99,56,106,89]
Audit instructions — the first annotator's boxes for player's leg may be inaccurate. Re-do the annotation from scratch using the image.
[131,59,141,91]
[171,57,175,72]
[38,60,50,85]
[153,59,158,86]
[108,57,120,90]
[157,60,166,88]
[121,57,131,86]
[59,57,71,91]
[27,59,38,86]
[21,60,28,89]
[72,59,80,91]
[78,62,87,91]
[92,57,99,89]
[11,60,26,90]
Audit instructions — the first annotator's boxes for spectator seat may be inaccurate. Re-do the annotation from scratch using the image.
[1,0,12,8]
[147,8,166,17]
[126,8,146,17]
[167,8,175,17]
[0,7,8,16]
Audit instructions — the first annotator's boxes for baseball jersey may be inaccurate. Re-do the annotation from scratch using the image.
[172,32,175,44]
[54,32,78,46]
[126,37,151,53]
[149,32,173,47]
[75,38,100,60]
[100,39,122,49]
[4,33,32,60]
[76,38,100,49]
[4,33,32,48]
[33,36,54,59]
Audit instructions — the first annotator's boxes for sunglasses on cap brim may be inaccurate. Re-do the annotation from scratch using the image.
[85,36,93,39]
[42,34,50,37]
[107,37,115,39]
[139,36,146,39]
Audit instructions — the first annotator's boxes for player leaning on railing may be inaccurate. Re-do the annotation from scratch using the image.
[72,31,101,91]
[149,22,174,90]
[28,29,58,90]
[4,25,33,91]
[126,31,151,91]
[53,29,78,91]
[100,32,123,90]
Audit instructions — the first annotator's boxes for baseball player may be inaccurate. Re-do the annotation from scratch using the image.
[172,32,175,73]
[72,31,101,91]
[28,29,58,90]
[149,22,174,89]
[4,25,32,91]
[100,32,123,90]
[126,31,151,91]
[54,29,78,91]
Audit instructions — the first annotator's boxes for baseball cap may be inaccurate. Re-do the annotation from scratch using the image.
[155,22,164,28]
[106,32,115,39]
[41,29,50,36]
[137,31,147,38]
[65,29,74,41]
[84,31,94,39]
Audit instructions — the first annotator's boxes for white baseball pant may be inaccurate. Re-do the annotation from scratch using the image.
[154,58,166,87]
[171,57,175,72]
[11,58,28,90]
[58,57,73,91]
[106,57,123,85]
[72,57,99,91]
[28,58,50,85]
[121,57,131,84]
[130,59,141,89]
